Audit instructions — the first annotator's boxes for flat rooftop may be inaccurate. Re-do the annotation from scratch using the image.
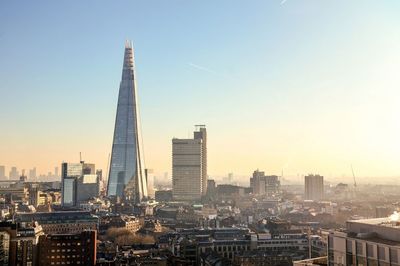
[346,217,400,243]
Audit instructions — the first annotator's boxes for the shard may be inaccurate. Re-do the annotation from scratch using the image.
[107,41,148,203]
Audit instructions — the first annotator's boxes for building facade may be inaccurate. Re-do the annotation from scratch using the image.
[17,211,98,235]
[328,218,400,266]
[38,231,96,266]
[61,163,82,207]
[250,170,281,197]
[9,167,19,180]
[0,221,44,266]
[165,227,309,265]
[172,126,207,201]
[61,162,99,206]
[107,41,148,203]
[305,174,324,201]
[0,165,5,179]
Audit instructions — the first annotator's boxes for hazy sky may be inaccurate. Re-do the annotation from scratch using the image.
[1,1,400,181]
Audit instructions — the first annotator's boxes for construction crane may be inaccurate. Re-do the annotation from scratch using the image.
[351,165,357,194]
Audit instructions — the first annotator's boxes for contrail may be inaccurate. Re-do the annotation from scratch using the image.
[281,0,288,5]
[188,62,217,75]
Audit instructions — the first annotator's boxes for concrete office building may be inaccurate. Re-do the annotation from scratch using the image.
[305,174,324,201]
[328,217,400,266]
[61,162,99,206]
[0,165,5,179]
[76,174,99,204]
[172,126,207,201]
[250,170,281,197]
[54,166,59,178]
[9,167,19,180]
[61,162,82,207]
[29,167,37,180]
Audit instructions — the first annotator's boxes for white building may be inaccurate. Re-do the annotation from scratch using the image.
[172,126,207,201]
[328,217,400,266]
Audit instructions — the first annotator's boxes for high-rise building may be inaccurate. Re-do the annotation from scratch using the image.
[304,174,324,201]
[0,165,5,179]
[145,169,155,199]
[9,167,19,180]
[29,167,37,180]
[194,125,207,195]
[206,179,216,198]
[61,162,82,207]
[28,183,40,207]
[107,41,148,203]
[250,170,281,197]
[61,162,99,206]
[54,166,59,178]
[172,126,207,201]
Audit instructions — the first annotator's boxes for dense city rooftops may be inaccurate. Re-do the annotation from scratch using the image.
[16,211,98,224]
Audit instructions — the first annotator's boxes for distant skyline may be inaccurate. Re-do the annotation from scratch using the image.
[1,1,400,180]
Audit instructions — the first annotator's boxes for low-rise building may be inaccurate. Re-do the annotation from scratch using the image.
[328,217,400,265]
[17,211,98,234]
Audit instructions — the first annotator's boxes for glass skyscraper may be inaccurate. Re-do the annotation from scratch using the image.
[107,41,148,203]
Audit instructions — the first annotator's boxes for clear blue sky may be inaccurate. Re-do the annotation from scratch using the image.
[1,1,400,182]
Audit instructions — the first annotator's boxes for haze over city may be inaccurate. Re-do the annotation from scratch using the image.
[3,2,400,266]
[1,0,400,182]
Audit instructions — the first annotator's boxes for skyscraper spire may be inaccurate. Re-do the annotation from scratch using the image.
[107,41,148,203]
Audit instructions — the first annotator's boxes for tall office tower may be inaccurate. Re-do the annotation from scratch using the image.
[61,162,99,206]
[0,165,5,179]
[54,166,59,178]
[29,167,37,180]
[28,183,40,207]
[250,170,281,197]
[194,125,207,195]
[172,126,207,201]
[9,167,19,179]
[107,41,148,203]
[61,162,82,207]
[304,174,324,201]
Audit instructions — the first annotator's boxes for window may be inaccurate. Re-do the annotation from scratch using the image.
[378,246,385,260]
[390,248,398,263]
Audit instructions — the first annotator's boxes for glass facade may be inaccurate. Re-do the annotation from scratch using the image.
[62,178,75,206]
[61,162,82,206]
[107,42,147,202]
